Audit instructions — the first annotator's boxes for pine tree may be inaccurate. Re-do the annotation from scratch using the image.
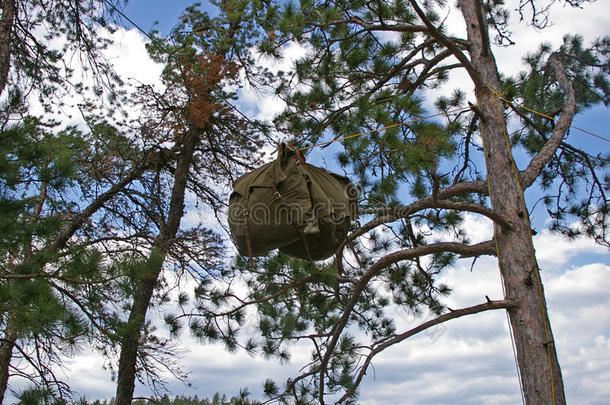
[218,0,609,403]
[112,5,267,404]
[0,0,198,399]
[0,93,157,400]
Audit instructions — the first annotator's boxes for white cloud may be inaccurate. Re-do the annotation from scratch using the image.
[238,41,309,125]
[350,253,610,404]
[101,27,165,89]
[63,355,116,399]
[534,230,608,267]
[546,263,610,304]
[561,335,610,405]
[493,0,610,77]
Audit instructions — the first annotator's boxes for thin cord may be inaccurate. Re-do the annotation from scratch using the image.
[479,122,527,405]
[501,273,527,405]
[297,105,476,151]
[296,100,607,152]
[507,100,610,143]
[481,86,527,405]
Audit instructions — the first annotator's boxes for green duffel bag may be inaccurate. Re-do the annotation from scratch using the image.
[228,144,358,261]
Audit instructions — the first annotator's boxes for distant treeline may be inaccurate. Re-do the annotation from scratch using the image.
[110,395,259,405]
[15,392,261,405]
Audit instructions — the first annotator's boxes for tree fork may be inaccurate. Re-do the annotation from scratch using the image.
[458,0,566,402]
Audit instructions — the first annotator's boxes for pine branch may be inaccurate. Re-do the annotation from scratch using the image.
[314,241,494,400]
[0,271,126,285]
[360,199,511,229]
[520,53,577,189]
[48,281,109,336]
[171,274,318,320]
[328,16,428,34]
[272,240,495,403]
[43,150,157,257]
[310,39,441,135]
[344,179,488,244]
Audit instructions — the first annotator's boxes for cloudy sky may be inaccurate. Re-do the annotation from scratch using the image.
[10,0,610,403]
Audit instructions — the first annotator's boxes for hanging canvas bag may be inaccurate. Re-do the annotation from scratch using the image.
[228,144,358,261]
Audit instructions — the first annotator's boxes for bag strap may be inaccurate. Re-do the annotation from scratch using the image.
[295,148,306,165]
[242,191,255,270]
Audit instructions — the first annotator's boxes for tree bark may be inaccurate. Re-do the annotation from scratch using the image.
[458,0,566,402]
[114,129,199,405]
[0,320,17,403]
[0,0,16,96]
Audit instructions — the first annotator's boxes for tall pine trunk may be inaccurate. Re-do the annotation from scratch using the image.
[114,129,199,405]
[458,0,566,402]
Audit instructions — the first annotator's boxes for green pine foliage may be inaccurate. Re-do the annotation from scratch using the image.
[0,0,607,402]
[2,0,128,103]
[1,0,267,401]
[0,104,123,398]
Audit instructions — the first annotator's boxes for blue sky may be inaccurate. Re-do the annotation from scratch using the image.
[121,0,212,35]
[9,0,609,403]
[121,1,192,34]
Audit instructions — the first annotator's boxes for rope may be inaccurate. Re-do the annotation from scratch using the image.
[478,93,526,405]
[496,94,610,143]
[477,83,528,405]
[293,94,607,153]
[296,105,477,152]
[500,270,526,404]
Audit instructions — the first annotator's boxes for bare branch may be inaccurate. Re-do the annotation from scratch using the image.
[369,240,495,273]
[339,298,518,402]
[292,240,495,400]
[274,240,497,402]
[42,152,156,257]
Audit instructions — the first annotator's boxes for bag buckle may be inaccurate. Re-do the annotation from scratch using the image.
[242,208,249,216]
[273,190,282,200]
